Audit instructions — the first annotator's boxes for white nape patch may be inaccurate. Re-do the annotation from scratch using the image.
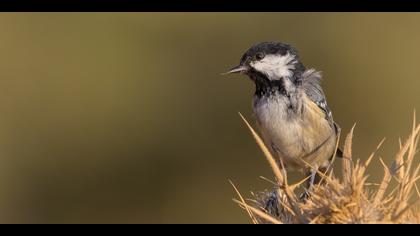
[250,53,296,80]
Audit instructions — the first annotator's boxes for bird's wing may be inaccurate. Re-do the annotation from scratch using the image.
[300,69,332,122]
[301,69,343,157]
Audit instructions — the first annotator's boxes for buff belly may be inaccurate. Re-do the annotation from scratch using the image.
[253,93,336,172]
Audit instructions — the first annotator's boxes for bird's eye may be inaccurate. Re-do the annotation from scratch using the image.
[255,53,265,61]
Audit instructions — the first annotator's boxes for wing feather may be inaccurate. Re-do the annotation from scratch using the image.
[300,69,343,158]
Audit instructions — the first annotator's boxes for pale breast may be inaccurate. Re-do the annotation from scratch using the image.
[253,93,336,170]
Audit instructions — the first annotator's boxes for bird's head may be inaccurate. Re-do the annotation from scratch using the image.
[223,42,305,84]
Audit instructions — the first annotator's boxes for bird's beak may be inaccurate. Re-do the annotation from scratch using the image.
[221,65,248,75]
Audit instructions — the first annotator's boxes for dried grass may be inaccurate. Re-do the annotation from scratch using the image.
[232,112,420,224]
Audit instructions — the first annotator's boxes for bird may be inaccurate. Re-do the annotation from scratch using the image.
[223,42,342,189]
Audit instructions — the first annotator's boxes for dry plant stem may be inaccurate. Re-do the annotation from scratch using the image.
[239,112,285,185]
[229,180,258,224]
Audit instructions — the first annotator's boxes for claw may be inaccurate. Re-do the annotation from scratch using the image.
[264,190,280,217]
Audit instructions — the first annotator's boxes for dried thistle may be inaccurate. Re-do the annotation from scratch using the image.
[232,112,420,224]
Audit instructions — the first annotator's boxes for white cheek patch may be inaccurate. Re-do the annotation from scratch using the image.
[250,53,296,80]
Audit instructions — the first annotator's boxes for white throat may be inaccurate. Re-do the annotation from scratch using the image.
[250,53,296,80]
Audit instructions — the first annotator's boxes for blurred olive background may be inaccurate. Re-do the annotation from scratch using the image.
[0,13,419,223]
